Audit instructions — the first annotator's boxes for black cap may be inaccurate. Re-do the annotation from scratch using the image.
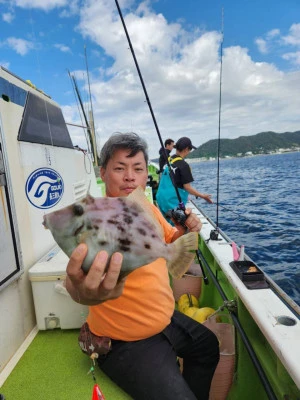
[175,137,197,151]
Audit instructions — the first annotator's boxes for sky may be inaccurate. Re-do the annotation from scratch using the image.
[1,0,300,159]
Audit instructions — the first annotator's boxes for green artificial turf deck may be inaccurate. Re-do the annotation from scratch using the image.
[1,329,131,400]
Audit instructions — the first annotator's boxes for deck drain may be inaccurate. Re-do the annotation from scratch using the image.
[276,315,297,326]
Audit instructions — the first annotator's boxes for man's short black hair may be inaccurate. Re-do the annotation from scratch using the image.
[164,138,174,147]
[99,132,148,168]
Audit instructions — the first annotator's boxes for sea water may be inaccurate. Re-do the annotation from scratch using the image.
[192,151,300,306]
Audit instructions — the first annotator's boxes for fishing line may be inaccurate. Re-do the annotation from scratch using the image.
[207,12,286,243]
[198,11,225,280]
[215,8,224,229]
[114,0,185,211]
[207,8,224,242]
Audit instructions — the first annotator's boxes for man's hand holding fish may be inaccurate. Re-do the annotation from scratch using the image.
[66,245,127,306]
[65,206,201,306]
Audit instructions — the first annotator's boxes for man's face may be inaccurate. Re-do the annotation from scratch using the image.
[166,142,175,151]
[100,149,148,197]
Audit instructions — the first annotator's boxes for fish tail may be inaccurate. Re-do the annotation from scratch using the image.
[167,232,198,278]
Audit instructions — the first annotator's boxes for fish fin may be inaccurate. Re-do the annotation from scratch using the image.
[167,232,198,278]
[128,186,164,238]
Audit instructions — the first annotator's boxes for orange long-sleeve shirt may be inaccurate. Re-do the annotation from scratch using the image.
[87,205,177,341]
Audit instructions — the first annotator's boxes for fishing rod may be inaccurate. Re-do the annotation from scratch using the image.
[115,1,209,284]
[209,8,224,242]
[114,0,185,214]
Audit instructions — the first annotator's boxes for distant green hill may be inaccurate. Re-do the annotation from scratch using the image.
[187,130,300,159]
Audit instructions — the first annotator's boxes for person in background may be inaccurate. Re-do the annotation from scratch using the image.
[158,138,175,173]
[66,132,219,400]
[156,136,213,220]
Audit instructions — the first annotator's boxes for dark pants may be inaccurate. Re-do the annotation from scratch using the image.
[97,310,220,400]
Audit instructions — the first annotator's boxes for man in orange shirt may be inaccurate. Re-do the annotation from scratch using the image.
[66,132,219,400]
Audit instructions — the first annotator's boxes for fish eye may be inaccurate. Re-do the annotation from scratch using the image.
[73,204,84,216]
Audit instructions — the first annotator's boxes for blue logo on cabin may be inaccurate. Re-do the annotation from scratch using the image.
[25,168,64,209]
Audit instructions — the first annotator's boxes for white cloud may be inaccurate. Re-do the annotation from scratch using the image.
[11,0,68,10]
[282,23,300,46]
[255,24,300,72]
[255,38,268,54]
[255,29,280,54]
[66,2,300,158]
[2,12,15,23]
[3,37,34,55]
[5,0,300,159]
[282,51,300,65]
[54,43,72,53]
[266,29,280,39]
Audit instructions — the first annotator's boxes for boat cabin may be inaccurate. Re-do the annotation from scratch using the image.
[0,66,100,373]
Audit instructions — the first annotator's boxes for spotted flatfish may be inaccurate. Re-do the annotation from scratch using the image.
[43,186,198,279]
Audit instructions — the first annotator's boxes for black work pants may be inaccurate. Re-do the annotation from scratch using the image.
[97,310,220,400]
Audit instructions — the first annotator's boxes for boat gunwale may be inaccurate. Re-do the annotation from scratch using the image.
[188,199,300,390]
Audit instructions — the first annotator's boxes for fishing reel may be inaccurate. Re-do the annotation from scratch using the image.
[166,207,187,227]
[210,229,219,240]
[205,229,220,244]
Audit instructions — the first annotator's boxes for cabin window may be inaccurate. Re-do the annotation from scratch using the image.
[18,92,73,148]
[0,77,27,106]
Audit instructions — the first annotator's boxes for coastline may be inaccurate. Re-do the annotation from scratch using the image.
[185,148,300,163]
